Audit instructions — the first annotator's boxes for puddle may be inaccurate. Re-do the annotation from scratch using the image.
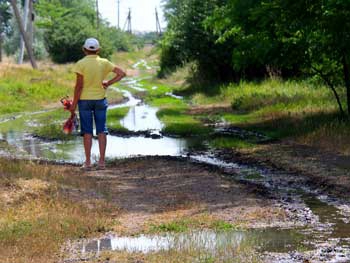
[0,124,201,163]
[75,228,310,258]
[109,88,141,109]
[132,59,152,70]
[120,77,146,92]
[0,79,203,163]
[302,195,350,240]
[165,92,184,100]
[60,155,350,262]
[120,104,163,131]
[187,154,350,261]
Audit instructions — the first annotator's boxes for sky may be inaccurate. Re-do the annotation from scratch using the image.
[98,0,166,32]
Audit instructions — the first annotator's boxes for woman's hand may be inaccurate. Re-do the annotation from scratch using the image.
[69,103,76,114]
[102,80,110,89]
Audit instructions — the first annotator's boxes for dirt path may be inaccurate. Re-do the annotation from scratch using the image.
[225,141,350,200]
[70,157,287,235]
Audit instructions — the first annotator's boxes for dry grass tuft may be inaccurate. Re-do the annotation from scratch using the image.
[0,158,120,263]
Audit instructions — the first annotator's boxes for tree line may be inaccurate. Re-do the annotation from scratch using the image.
[159,0,350,116]
[0,0,146,64]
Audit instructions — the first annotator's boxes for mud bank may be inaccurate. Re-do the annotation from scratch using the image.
[58,154,350,263]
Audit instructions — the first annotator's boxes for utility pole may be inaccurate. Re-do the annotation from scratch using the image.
[117,0,120,29]
[18,0,29,64]
[123,8,131,34]
[155,8,162,36]
[96,0,99,29]
[10,0,37,69]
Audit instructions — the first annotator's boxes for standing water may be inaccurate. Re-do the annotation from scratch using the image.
[0,76,201,163]
[2,60,350,262]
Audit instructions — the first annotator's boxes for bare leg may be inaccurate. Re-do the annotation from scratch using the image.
[98,133,107,166]
[83,134,93,166]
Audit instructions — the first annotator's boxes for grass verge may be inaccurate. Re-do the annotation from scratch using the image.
[157,107,212,137]
[0,158,119,263]
[208,137,257,149]
[176,78,350,154]
[0,61,74,114]
[147,216,239,234]
[107,107,130,132]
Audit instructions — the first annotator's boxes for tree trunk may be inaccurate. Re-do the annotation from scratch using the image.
[28,0,34,47]
[0,35,3,62]
[18,0,29,64]
[10,0,37,69]
[342,54,350,116]
[311,65,345,117]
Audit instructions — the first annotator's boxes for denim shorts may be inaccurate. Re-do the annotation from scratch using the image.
[78,98,108,135]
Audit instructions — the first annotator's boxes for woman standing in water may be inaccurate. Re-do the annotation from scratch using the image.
[70,38,126,170]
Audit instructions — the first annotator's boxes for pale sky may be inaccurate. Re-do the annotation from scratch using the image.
[99,0,165,32]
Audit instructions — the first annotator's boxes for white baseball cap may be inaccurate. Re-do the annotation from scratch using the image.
[83,38,100,51]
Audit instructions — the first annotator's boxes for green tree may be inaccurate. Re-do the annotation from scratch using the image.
[254,0,350,116]
[35,0,133,63]
[159,0,233,82]
[161,0,350,116]
[0,0,12,61]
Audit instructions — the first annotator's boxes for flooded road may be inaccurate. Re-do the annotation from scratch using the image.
[0,77,201,162]
[2,60,350,262]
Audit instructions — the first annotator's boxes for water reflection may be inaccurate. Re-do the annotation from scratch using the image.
[0,83,203,163]
[109,88,141,109]
[121,105,163,131]
[80,229,309,255]
[70,135,191,162]
[0,131,197,163]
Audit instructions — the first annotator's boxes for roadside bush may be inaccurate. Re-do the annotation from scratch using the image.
[44,16,114,63]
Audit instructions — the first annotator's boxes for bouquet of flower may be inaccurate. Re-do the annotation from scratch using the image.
[60,96,79,134]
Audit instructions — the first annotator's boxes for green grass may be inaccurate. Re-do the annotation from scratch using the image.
[34,123,75,141]
[208,137,256,149]
[192,79,338,111]
[0,63,74,114]
[180,78,350,154]
[139,79,173,96]
[148,217,238,234]
[150,97,187,108]
[236,112,345,140]
[157,108,212,136]
[107,107,130,131]
[135,83,211,136]
[32,109,76,140]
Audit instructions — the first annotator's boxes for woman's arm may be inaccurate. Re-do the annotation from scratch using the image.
[102,67,126,89]
[70,73,84,113]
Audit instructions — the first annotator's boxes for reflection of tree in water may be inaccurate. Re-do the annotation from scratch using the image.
[78,229,307,260]
[0,128,80,161]
[44,140,83,161]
